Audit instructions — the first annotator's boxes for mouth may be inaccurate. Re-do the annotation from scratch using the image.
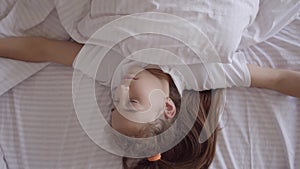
[119,73,138,87]
[122,76,133,80]
[120,78,133,87]
[122,74,136,80]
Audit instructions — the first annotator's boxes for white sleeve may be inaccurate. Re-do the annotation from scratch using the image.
[159,52,251,93]
[0,146,6,169]
[73,44,251,91]
[72,45,124,87]
[187,52,251,91]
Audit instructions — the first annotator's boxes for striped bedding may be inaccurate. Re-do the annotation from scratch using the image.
[0,1,299,169]
[211,15,300,169]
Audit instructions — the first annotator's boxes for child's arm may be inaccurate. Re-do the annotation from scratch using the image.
[0,37,83,66]
[247,64,300,98]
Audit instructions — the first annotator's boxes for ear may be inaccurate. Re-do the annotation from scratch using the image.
[164,98,176,119]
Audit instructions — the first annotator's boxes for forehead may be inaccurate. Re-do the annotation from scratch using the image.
[112,109,145,137]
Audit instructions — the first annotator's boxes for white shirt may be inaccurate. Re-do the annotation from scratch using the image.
[74,50,251,95]
[159,52,251,94]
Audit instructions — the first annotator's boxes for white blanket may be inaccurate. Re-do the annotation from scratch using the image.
[1,0,298,96]
[0,0,261,95]
[240,0,300,48]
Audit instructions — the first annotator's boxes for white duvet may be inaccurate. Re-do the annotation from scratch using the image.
[0,0,261,95]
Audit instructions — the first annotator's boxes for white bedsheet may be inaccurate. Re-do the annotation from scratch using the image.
[0,1,300,169]
[0,17,299,168]
[211,15,300,169]
[0,0,69,96]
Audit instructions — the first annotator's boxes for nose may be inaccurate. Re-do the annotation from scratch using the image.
[115,85,130,107]
[123,74,135,80]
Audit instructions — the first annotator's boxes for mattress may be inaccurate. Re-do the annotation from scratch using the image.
[0,1,299,169]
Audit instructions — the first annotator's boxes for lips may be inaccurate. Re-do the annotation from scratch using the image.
[122,74,136,80]
[121,76,134,86]
[122,76,133,80]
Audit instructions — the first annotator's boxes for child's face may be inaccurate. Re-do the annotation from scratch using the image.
[111,66,169,136]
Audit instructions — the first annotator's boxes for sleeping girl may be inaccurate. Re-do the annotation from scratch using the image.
[0,37,299,169]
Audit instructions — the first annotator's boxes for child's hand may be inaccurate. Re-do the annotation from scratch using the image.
[248,64,300,98]
[0,37,83,66]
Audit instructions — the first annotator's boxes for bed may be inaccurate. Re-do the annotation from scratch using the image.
[0,0,299,169]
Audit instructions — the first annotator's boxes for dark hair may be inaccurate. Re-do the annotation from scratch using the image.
[122,69,218,169]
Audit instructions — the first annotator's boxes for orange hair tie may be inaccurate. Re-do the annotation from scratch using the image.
[147,154,161,162]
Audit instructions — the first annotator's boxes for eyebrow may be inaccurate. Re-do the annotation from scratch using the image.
[119,102,138,113]
[113,97,140,113]
[124,106,139,113]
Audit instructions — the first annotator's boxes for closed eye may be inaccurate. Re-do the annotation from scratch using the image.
[113,98,120,104]
[130,99,138,103]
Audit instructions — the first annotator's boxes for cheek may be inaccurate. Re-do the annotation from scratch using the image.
[131,78,155,95]
[111,110,123,129]
[110,110,140,136]
[111,111,126,133]
[111,110,117,128]
[129,81,145,98]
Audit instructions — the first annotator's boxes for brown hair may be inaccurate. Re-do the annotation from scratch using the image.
[121,69,218,169]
